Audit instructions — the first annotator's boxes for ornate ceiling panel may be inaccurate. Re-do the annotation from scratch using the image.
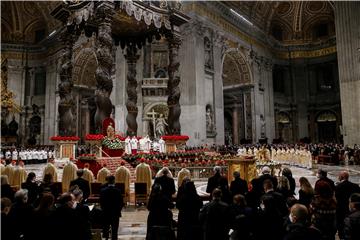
[221,1,334,44]
[1,1,61,44]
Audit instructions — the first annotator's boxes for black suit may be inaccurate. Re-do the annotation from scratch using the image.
[154,175,176,201]
[230,177,248,198]
[335,180,360,238]
[70,177,90,200]
[100,184,124,240]
[263,190,288,217]
[206,173,224,195]
[257,174,278,190]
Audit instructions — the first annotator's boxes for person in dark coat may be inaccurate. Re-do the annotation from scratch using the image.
[1,197,16,240]
[39,173,60,200]
[282,168,296,196]
[21,172,40,205]
[8,189,34,240]
[315,169,335,194]
[257,166,278,190]
[255,194,284,240]
[154,168,176,202]
[100,175,124,240]
[176,181,203,240]
[72,188,92,240]
[262,179,288,217]
[229,194,254,240]
[344,193,360,240]
[146,183,174,240]
[199,188,230,240]
[70,169,90,200]
[284,203,321,240]
[335,171,360,239]
[1,175,14,202]
[31,193,55,240]
[229,171,248,199]
[52,193,86,240]
[206,166,225,197]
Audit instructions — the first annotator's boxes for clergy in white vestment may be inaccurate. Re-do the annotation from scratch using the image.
[12,149,18,161]
[130,136,139,154]
[158,137,166,153]
[12,161,27,188]
[4,161,15,185]
[124,136,132,154]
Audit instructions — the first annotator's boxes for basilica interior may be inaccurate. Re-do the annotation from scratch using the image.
[1,1,360,240]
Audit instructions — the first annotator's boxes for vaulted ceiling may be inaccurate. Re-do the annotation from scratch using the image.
[1,1,61,44]
[222,1,335,44]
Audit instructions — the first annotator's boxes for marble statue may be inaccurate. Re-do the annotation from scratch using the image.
[206,105,214,132]
[155,114,168,137]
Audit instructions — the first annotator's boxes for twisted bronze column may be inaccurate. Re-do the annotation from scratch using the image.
[94,2,114,132]
[58,31,75,136]
[167,35,181,135]
[125,46,139,136]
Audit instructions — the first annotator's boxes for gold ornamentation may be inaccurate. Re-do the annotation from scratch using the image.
[1,60,22,113]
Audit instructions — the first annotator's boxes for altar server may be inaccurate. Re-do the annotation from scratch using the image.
[124,136,132,154]
[130,136,139,155]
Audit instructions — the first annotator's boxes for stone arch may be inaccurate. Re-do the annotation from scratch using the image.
[73,48,98,88]
[143,102,169,118]
[221,48,253,87]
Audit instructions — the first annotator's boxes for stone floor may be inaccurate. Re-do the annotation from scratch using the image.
[23,162,360,239]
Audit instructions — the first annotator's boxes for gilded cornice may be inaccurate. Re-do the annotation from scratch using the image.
[273,45,336,59]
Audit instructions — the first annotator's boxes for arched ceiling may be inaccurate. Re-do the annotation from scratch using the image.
[222,1,335,44]
[223,50,251,87]
[1,1,61,44]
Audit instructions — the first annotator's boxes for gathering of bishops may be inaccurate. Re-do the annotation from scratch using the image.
[2,0,360,239]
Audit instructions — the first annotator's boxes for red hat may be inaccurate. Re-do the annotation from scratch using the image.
[84,163,90,168]
[19,160,24,167]
[102,163,107,168]
[140,158,145,163]
[120,161,125,166]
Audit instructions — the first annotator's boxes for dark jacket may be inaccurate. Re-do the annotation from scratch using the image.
[310,196,337,240]
[344,210,360,240]
[284,223,322,240]
[298,189,314,207]
[1,184,14,201]
[206,172,223,195]
[258,173,278,190]
[255,208,284,240]
[52,204,86,240]
[230,177,248,198]
[31,207,56,240]
[1,212,17,240]
[263,190,288,217]
[176,192,203,240]
[8,202,34,240]
[100,185,124,219]
[154,175,176,201]
[229,205,253,240]
[315,177,335,193]
[199,199,230,240]
[335,180,360,219]
[21,181,40,205]
[284,175,296,196]
[70,177,90,200]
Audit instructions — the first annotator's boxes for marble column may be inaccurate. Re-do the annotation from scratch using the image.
[94,1,114,133]
[125,46,140,136]
[167,34,182,135]
[335,2,360,145]
[232,105,240,145]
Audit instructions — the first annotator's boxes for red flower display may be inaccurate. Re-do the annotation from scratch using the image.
[50,136,80,141]
[162,135,189,141]
[85,134,104,141]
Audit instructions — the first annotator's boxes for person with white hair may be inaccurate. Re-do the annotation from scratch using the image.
[256,166,278,190]
[177,165,191,189]
[156,166,174,178]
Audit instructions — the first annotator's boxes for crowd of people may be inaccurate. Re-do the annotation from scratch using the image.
[1,163,360,240]
[0,147,54,164]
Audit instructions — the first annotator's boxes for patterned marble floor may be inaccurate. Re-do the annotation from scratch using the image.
[22,162,360,239]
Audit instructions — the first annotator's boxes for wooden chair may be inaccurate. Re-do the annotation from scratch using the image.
[135,182,148,206]
[115,183,127,205]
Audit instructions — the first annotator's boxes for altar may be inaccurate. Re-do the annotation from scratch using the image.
[226,155,257,183]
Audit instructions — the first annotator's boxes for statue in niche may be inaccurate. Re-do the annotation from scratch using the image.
[206,105,214,132]
[204,37,213,69]
[155,114,168,137]
[260,114,266,138]
[8,116,18,136]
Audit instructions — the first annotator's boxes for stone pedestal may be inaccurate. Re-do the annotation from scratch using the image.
[226,156,257,183]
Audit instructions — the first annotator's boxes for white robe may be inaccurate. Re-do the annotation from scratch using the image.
[159,139,166,153]
[124,137,132,154]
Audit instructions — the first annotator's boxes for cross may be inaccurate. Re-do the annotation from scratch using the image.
[147,109,157,138]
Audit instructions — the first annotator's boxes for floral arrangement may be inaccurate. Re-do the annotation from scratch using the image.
[102,137,124,150]
[85,134,104,141]
[50,136,80,141]
[162,135,189,141]
[78,154,97,161]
